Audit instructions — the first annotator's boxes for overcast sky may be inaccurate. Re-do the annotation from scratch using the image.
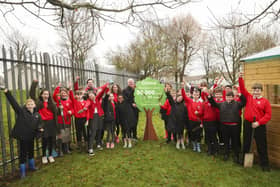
[0,0,276,75]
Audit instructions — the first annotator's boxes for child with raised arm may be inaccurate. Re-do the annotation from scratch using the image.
[85,83,109,156]
[165,87,188,149]
[239,73,272,172]
[207,89,246,163]
[181,82,204,152]
[69,87,88,152]
[30,80,58,164]
[53,83,74,155]
[201,87,218,156]
[4,89,42,178]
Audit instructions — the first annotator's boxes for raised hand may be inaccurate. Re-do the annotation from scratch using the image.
[239,72,244,78]
[181,81,185,89]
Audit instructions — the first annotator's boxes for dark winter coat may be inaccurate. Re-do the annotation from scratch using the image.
[5,91,42,141]
[122,86,139,125]
[116,100,136,130]
[166,92,188,133]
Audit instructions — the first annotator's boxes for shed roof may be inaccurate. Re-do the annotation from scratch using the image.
[241,46,280,62]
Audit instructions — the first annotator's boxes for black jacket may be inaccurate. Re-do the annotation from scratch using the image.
[5,91,42,141]
[208,94,246,124]
[102,94,115,123]
[166,92,188,132]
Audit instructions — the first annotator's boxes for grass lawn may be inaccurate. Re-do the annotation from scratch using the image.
[1,113,280,187]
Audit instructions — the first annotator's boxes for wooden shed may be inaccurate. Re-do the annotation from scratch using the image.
[241,46,280,167]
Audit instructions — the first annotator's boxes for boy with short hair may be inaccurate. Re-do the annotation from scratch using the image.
[239,73,272,172]
[207,90,246,163]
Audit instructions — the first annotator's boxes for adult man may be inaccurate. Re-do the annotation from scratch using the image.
[74,76,97,94]
[122,78,139,140]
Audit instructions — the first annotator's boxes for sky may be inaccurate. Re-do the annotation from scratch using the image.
[0,0,276,76]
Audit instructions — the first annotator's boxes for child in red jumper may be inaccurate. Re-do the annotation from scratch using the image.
[85,83,109,156]
[69,87,88,152]
[181,82,203,153]
[30,80,58,164]
[202,88,218,156]
[53,84,74,155]
[239,73,272,171]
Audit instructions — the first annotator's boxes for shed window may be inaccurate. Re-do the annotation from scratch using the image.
[266,85,280,104]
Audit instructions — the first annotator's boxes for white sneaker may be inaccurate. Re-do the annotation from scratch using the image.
[42,156,48,164]
[97,145,103,150]
[128,141,132,148]
[88,149,95,156]
[176,142,180,149]
[181,143,186,150]
[48,156,55,163]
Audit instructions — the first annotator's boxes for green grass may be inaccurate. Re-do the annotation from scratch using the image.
[1,113,280,187]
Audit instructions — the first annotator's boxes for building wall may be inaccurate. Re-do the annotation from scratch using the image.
[243,58,280,167]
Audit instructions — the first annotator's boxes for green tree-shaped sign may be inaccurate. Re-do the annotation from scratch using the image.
[134,77,166,140]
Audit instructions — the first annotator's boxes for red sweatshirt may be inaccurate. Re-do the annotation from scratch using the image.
[85,83,109,120]
[160,99,171,115]
[39,102,54,121]
[181,88,203,122]
[214,97,224,121]
[202,101,217,122]
[239,77,272,125]
[53,86,74,125]
[69,90,87,118]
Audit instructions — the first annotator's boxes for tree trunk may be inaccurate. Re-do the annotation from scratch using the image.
[143,108,158,141]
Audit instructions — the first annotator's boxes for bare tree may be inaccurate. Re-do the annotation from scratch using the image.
[6,29,37,87]
[58,8,98,83]
[110,22,170,78]
[0,0,195,27]
[245,30,279,55]
[165,14,201,84]
[212,25,248,85]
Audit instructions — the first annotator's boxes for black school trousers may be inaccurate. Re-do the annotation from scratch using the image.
[243,120,269,167]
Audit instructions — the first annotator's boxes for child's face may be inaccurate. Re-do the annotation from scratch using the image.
[109,94,114,101]
[41,91,49,101]
[226,95,234,102]
[75,91,84,100]
[118,96,124,103]
[26,101,36,112]
[60,90,68,99]
[176,95,183,103]
[112,85,118,93]
[192,91,200,100]
[215,92,222,99]
[252,88,262,98]
[186,92,191,97]
[225,87,232,93]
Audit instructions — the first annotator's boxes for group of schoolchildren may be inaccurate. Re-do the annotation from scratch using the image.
[160,73,271,172]
[4,72,272,179]
[4,77,138,179]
